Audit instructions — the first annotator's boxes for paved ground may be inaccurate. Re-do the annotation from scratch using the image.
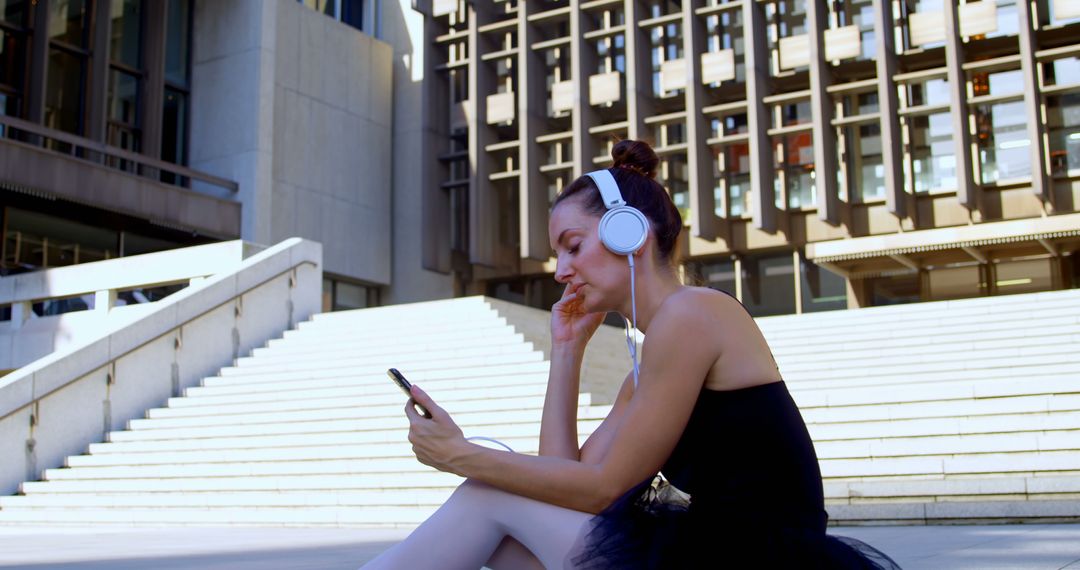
[0,524,1078,569]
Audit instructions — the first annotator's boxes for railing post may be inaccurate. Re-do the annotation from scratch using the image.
[10,302,31,330]
[95,290,117,314]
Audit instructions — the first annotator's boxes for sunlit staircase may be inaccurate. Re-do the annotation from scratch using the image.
[1,290,1078,526]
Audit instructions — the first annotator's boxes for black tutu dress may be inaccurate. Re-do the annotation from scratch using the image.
[568,380,902,569]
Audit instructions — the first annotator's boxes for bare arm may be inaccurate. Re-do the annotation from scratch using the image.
[538,345,586,460]
[421,298,719,514]
[578,372,634,465]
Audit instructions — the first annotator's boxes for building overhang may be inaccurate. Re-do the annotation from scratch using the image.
[806,213,1080,278]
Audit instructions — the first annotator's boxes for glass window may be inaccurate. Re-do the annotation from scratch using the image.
[1044,58,1080,88]
[165,0,191,86]
[993,257,1052,296]
[49,0,90,47]
[341,0,365,31]
[161,88,186,168]
[596,34,625,74]
[800,257,847,313]
[110,0,143,69]
[0,27,26,118]
[971,68,1023,97]
[868,271,920,305]
[1050,0,1080,25]
[649,22,683,98]
[766,0,808,75]
[740,253,797,317]
[660,154,690,221]
[0,0,26,25]
[776,133,815,208]
[928,264,986,301]
[704,9,745,83]
[842,122,885,202]
[975,100,1030,184]
[647,0,682,18]
[1047,93,1080,175]
[302,0,336,17]
[907,112,956,192]
[107,69,140,149]
[45,48,85,135]
[690,258,738,296]
[2,207,118,275]
[906,77,950,107]
[778,100,812,127]
[715,143,750,217]
[830,0,876,61]
[842,91,879,116]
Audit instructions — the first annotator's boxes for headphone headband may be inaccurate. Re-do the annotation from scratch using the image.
[585,169,626,209]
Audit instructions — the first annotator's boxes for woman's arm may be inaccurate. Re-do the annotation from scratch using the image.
[538,345,586,460]
[407,296,720,514]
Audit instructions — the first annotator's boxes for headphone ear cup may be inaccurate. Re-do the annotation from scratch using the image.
[599,206,649,256]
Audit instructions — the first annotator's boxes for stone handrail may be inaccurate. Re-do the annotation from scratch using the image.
[0,238,322,496]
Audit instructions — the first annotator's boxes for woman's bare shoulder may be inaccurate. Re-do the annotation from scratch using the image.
[654,287,742,331]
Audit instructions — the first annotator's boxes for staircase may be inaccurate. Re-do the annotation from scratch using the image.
[0,290,1078,526]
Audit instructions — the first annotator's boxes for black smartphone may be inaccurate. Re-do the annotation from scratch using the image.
[388,368,432,419]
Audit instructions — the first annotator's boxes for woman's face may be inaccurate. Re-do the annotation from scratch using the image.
[549,197,632,313]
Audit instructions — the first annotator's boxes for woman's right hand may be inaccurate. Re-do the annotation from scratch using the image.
[551,283,605,352]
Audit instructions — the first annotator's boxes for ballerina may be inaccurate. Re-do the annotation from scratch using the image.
[362,139,900,570]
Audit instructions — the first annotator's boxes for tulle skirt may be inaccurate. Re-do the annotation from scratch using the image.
[568,475,903,569]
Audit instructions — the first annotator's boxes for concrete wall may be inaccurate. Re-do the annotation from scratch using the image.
[192,0,394,286]
[0,238,322,496]
[381,0,454,303]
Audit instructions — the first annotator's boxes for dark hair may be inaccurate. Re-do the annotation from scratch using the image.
[552,139,683,264]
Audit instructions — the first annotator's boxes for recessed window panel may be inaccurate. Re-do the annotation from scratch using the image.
[0,0,25,25]
[740,253,797,317]
[165,0,191,86]
[45,48,85,135]
[110,0,143,68]
[0,28,26,94]
[1044,58,1080,88]
[975,100,1030,184]
[907,112,956,192]
[1047,93,1080,175]
[842,122,885,202]
[800,258,847,313]
[49,0,89,47]
[906,77,950,107]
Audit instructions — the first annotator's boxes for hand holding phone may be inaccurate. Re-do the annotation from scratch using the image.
[387,368,432,419]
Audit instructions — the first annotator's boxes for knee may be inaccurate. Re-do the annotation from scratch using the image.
[453,478,500,500]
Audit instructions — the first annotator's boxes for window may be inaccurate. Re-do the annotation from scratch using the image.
[740,253,797,317]
[45,0,91,138]
[971,68,1028,184]
[799,257,847,312]
[704,7,744,84]
[1047,93,1080,176]
[163,0,195,182]
[776,133,815,208]
[766,0,808,75]
[828,0,876,61]
[841,122,885,201]
[596,33,625,74]
[659,154,690,221]
[648,21,683,98]
[714,142,750,217]
[906,112,957,193]
[0,1,29,122]
[299,0,370,35]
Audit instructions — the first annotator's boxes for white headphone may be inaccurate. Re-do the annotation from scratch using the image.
[585,169,650,256]
[584,168,646,389]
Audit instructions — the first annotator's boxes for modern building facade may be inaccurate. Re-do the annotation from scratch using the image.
[415,0,1080,316]
[2,0,1079,334]
[0,0,450,326]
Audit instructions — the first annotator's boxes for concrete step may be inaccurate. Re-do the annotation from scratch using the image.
[251,326,520,357]
[764,313,1079,346]
[199,360,551,389]
[133,395,596,429]
[166,382,553,411]
[784,363,1079,389]
[237,335,532,368]
[20,471,468,494]
[215,351,546,380]
[90,422,603,454]
[107,409,611,443]
[798,393,1080,424]
[807,410,1080,442]
[819,450,1080,479]
[277,320,511,345]
[825,499,1080,525]
[0,489,456,509]
[778,343,1077,374]
[0,506,440,527]
[823,474,1080,502]
[788,375,1079,407]
[185,370,551,398]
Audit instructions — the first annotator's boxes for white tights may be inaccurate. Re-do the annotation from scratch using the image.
[361,478,595,570]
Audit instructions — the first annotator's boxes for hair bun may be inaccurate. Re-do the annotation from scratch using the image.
[611,139,659,180]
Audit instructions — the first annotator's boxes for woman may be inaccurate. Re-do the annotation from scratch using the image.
[363,140,899,569]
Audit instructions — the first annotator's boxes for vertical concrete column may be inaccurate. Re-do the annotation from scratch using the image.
[943,1,979,211]
[624,0,654,140]
[1017,0,1051,204]
[571,0,600,176]
[744,0,776,233]
[872,0,907,219]
[467,2,497,266]
[517,3,550,261]
[26,0,49,124]
[421,10,452,273]
[683,2,718,240]
[807,0,840,226]
[86,0,112,143]
[141,0,168,161]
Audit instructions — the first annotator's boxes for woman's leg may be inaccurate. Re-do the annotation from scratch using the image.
[362,478,593,570]
[484,535,544,570]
